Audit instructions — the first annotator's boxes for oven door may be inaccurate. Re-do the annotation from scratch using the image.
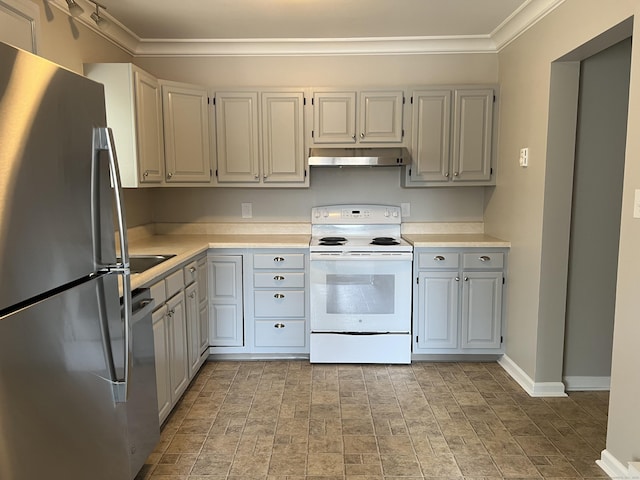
[309,252,412,333]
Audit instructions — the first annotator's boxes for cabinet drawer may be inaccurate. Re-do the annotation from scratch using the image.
[254,272,305,288]
[149,281,167,310]
[462,253,504,269]
[255,320,306,347]
[183,260,198,286]
[165,269,185,299]
[254,253,304,269]
[254,290,305,317]
[418,252,459,269]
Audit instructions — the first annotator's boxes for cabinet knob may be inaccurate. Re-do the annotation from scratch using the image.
[274,257,285,262]
[352,135,356,140]
[263,174,268,179]
[455,277,460,282]
[143,170,149,178]
[167,172,173,179]
[274,323,285,329]
[274,293,285,299]
[254,174,259,179]
[360,132,365,139]
[444,172,450,177]
[190,292,196,299]
[479,255,491,262]
[464,276,469,281]
[190,267,196,273]
[453,172,459,176]
[434,255,445,261]
[168,309,174,317]
[274,275,285,281]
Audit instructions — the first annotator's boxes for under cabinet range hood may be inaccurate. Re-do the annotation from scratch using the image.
[308,147,410,167]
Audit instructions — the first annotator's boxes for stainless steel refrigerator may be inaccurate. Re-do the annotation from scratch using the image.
[0,41,159,479]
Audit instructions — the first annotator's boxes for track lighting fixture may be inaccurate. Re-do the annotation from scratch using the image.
[88,0,107,27]
[65,0,84,17]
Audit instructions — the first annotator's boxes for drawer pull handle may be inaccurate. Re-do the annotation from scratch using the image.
[479,256,491,262]
[274,275,285,281]
[434,255,445,261]
[274,293,285,299]
[274,323,285,329]
[274,257,285,262]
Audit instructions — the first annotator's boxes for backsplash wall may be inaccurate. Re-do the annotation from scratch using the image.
[146,167,485,224]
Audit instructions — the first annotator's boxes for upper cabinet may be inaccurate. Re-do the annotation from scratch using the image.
[311,90,405,145]
[85,63,165,187]
[403,87,495,187]
[161,81,212,184]
[214,90,307,187]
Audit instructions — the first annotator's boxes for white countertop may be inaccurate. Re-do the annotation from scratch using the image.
[125,226,510,289]
[403,233,510,248]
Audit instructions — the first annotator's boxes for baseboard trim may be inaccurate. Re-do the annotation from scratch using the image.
[597,449,632,479]
[564,375,611,391]
[498,354,568,397]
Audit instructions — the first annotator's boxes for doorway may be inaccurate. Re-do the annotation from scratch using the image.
[562,38,631,390]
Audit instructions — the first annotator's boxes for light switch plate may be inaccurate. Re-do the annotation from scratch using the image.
[241,202,252,218]
[519,147,529,167]
[401,202,410,217]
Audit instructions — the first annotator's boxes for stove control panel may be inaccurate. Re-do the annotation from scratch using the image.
[312,205,402,225]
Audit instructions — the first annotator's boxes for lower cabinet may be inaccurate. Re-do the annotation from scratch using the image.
[207,249,309,356]
[413,248,507,355]
[208,255,244,346]
[149,253,208,424]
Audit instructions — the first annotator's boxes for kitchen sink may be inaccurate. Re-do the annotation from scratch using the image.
[117,254,176,274]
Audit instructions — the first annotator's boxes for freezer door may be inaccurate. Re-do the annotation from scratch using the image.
[0,274,130,480]
[0,41,116,312]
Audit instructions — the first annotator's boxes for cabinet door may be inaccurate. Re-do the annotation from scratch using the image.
[408,90,451,183]
[461,271,502,349]
[452,89,493,182]
[312,92,356,143]
[167,291,189,401]
[162,83,211,183]
[208,255,244,346]
[134,68,165,183]
[185,282,200,379]
[261,92,306,183]
[152,307,171,423]
[359,90,404,143]
[417,271,459,349]
[215,92,260,182]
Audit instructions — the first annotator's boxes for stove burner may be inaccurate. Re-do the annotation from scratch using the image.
[371,237,400,245]
[319,236,347,246]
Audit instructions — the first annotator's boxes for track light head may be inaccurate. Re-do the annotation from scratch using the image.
[65,0,84,17]
[88,0,107,27]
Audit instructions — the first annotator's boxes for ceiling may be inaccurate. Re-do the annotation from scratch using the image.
[56,0,564,56]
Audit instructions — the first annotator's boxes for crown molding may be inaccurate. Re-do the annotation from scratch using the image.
[134,36,498,57]
[492,0,566,51]
[48,0,563,57]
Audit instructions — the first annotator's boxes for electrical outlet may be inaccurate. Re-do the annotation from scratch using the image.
[241,202,252,218]
[519,147,529,167]
[401,203,411,217]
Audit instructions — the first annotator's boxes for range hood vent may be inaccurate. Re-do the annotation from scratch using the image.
[308,147,410,167]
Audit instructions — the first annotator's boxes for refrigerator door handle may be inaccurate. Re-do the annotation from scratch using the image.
[95,127,133,402]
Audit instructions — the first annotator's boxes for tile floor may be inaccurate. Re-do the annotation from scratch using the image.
[136,360,609,479]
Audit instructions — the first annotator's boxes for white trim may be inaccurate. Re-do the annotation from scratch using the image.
[49,0,562,57]
[564,375,611,391]
[629,463,640,479]
[596,449,632,479]
[498,354,568,397]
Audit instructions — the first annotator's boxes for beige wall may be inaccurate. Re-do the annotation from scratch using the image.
[484,0,640,466]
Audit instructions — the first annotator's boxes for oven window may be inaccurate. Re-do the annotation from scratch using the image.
[326,274,395,314]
